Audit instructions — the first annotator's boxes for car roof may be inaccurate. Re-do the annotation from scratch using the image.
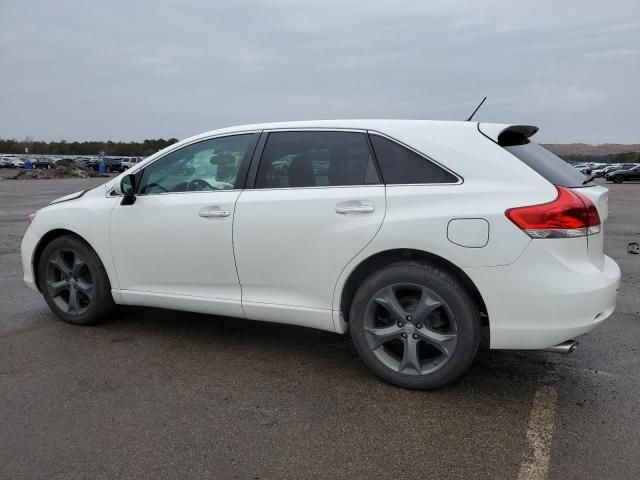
[181,119,492,142]
[176,119,540,148]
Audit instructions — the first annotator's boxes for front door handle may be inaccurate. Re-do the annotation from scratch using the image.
[199,206,230,218]
[335,200,375,214]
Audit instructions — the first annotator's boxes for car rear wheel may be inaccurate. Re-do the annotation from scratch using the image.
[38,235,115,325]
[349,261,480,389]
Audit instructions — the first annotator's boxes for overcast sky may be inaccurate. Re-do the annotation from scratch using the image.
[1,0,639,144]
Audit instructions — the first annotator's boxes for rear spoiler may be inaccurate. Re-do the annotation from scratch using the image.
[478,124,539,146]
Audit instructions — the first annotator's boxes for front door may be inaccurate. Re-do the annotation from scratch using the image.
[109,133,259,317]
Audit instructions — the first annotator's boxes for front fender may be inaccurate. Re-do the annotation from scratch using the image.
[24,188,121,298]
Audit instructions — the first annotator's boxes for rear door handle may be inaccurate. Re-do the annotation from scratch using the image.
[335,200,375,214]
[199,206,230,218]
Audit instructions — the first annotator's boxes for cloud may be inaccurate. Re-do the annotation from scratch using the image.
[0,0,638,143]
[532,84,607,111]
[582,48,640,59]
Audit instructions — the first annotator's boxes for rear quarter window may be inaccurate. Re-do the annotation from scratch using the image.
[505,142,589,188]
[370,134,458,185]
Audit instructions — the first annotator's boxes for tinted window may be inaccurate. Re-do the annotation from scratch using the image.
[370,135,458,184]
[255,131,379,188]
[138,133,258,194]
[505,142,589,188]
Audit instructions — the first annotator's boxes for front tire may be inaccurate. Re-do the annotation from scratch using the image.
[613,175,624,184]
[349,261,480,390]
[38,235,115,325]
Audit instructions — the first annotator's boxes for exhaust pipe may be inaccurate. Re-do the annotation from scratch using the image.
[544,340,578,354]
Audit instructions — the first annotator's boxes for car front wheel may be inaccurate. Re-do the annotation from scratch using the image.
[349,261,481,389]
[38,235,115,325]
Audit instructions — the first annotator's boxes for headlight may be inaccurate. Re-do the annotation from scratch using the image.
[28,213,37,224]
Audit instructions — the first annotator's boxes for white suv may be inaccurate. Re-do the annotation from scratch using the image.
[120,157,142,170]
[21,120,620,389]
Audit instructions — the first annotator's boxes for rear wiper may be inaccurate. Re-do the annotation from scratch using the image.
[582,174,597,185]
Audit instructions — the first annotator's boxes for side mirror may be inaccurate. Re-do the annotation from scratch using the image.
[119,174,137,205]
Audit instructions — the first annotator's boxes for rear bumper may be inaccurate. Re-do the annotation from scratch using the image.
[466,241,621,349]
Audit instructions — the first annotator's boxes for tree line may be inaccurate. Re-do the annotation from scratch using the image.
[0,138,179,157]
[2,137,638,165]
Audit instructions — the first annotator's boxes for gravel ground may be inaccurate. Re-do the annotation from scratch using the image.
[0,176,638,479]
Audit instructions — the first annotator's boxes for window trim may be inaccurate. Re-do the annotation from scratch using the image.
[246,128,383,190]
[367,130,463,186]
[133,131,261,196]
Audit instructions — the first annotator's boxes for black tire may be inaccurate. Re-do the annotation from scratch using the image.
[613,175,624,184]
[349,261,480,390]
[38,235,115,325]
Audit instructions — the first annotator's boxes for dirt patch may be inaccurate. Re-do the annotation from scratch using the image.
[8,160,105,180]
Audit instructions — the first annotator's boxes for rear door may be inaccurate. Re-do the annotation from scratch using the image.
[234,130,385,328]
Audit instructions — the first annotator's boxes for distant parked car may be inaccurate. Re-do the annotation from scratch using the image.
[83,158,99,171]
[592,165,619,178]
[605,164,640,183]
[31,158,53,169]
[103,158,124,173]
[0,157,14,168]
[10,158,25,168]
[120,157,142,170]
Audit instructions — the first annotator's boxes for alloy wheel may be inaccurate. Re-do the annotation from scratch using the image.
[45,249,94,315]
[363,283,458,375]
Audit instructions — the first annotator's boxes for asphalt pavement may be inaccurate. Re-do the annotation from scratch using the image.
[1,175,638,479]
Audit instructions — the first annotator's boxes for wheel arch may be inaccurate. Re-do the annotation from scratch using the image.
[32,228,101,292]
[339,248,489,330]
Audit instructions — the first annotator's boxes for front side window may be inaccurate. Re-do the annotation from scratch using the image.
[370,134,458,185]
[138,133,258,194]
[255,131,379,188]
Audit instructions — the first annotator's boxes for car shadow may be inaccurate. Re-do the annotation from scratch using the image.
[94,305,560,392]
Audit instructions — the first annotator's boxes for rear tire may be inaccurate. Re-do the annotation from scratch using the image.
[349,261,480,390]
[38,235,115,325]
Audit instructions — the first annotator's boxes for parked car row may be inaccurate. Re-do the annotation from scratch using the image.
[573,162,640,183]
[0,155,144,172]
[82,156,143,173]
[0,156,25,168]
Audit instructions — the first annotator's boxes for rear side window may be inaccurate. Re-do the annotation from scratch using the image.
[369,134,458,184]
[505,142,589,188]
[255,131,380,188]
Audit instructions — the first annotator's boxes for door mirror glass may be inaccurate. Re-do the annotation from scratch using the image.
[121,174,135,194]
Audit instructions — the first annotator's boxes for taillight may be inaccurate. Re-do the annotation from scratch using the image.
[505,186,601,239]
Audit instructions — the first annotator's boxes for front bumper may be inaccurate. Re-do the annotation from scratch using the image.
[21,227,40,293]
[466,241,621,350]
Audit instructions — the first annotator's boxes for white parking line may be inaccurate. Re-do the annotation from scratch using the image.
[516,384,558,480]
